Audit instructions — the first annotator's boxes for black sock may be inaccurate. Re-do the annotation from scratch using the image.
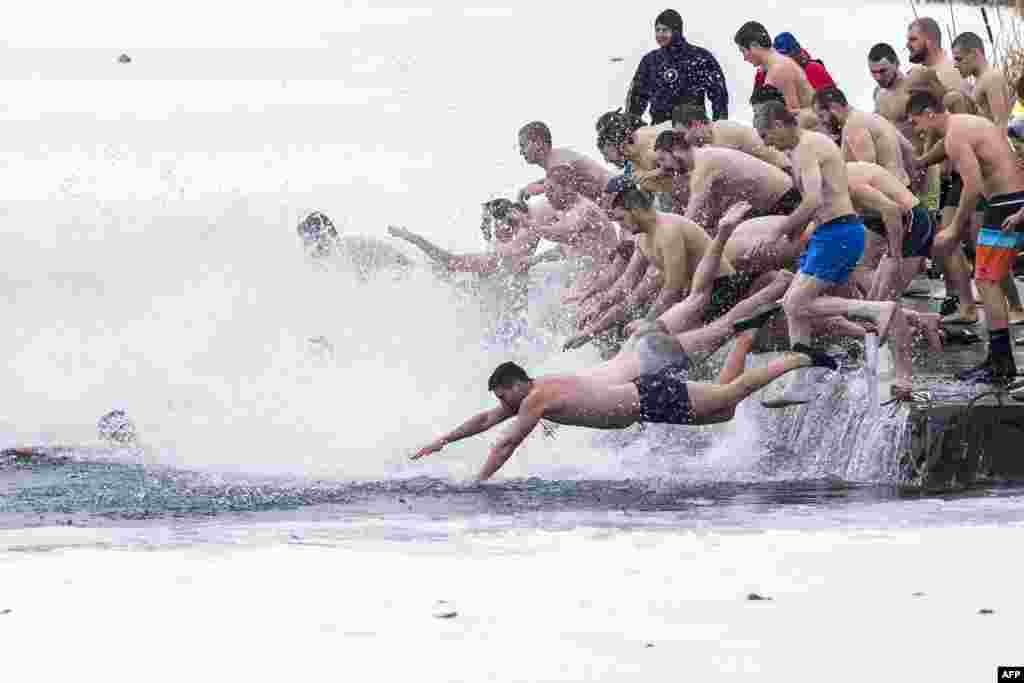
[990,328,1011,360]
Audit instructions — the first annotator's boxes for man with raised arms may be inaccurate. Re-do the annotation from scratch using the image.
[734,21,815,115]
[754,100,915,397]
[645,129,800,232]
[672,103,790,170]
[516,121,613,204]
[907,91,1024,382]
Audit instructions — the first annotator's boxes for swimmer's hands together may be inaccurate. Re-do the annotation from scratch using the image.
[387,225,414,241]
[410,438,446,460]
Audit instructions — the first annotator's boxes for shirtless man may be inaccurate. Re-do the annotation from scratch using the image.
[953,32,1011,129]
[410,335,830,480]
[672,103,790,169]
[734,21,815,115]
[754,100,915,396]
[646,129,800,233]
[567,178,736,347]
[813,86,911,186]
[907,17,966,94]
[596,111,671,175]
[846,161,938,302]
[517,121,612,204]
[533,165,622,302]
[907,91,1024,382]
[388,199,541,276]
[906,66,982,324]
[951,32,1024,324]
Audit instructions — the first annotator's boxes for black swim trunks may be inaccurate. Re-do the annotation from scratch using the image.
[861,208,933,258]
[940,172,962,210]
[755,187,802,217]
[701,271,757,324]
[634,361,696,425]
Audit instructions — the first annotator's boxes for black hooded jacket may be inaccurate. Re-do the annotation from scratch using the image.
[626,13,729,124]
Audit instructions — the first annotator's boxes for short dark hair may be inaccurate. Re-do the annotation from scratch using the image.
[597,112,645,148]
[672,103,709,127]
[906,90,945,117]
[488,362,530,391]
[812,86,848,109]
[734,21,772,50]
[654,129,684,152]
[909,17,942,47]
[484,198,527,222]
[519,121,552,146]
[952,31,985,54]
[867,42,899,63]
[753,100,797,129]
[614,187,655,211]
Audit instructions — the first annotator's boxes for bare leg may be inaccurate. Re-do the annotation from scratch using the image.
[698,331,758,423]
[1000,274,1024,324]
[783,274,898,344]
[853,232,886,295]
[979,279,1010,330]
[687,352,811,421]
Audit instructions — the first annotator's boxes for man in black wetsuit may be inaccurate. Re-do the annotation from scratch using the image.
[625,9,729,125]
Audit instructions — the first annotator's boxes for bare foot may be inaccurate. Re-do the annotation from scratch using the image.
[1009,308,1024,326]
[941,305,978,326]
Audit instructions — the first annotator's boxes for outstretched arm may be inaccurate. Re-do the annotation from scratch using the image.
[477,391,547,481]
[411,404,515,461]
[690,201,751,296]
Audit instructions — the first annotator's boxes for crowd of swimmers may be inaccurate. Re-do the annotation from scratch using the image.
[304,10,1024,480]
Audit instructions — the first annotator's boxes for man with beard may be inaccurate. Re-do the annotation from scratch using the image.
[626,9,729,125]
[907,17,965,94]
[672,103,790,170]
[515,121,613,205]
[907,90,1024,382]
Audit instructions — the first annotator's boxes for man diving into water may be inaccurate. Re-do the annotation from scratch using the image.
[410,205,833,480]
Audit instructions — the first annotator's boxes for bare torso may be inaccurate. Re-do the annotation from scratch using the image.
[710,120,791,168]
[637,212,734,284]
[765,52,815,110]
[793,130,856,223]
[846,161,918,213]
[972,67,1011,128]
[945,114,1024,197]
[842,110,911,186]
[723,215,802,273]
[687,147,794,228]
[875,73,917,146]
[528,375,639,429]
[547,148,613,202]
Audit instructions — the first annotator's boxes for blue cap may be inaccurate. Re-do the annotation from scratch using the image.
[773,32,800,55]
[605,174,636,197]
